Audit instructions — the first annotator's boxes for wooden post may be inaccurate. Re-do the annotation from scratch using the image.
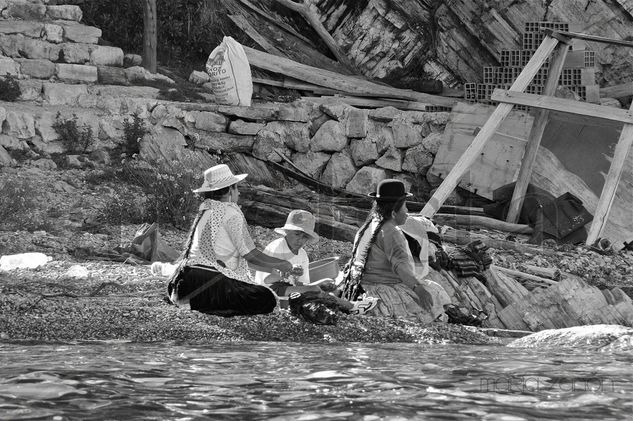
[142,0,157,73]
[506,41,570,223]
[420,35,560,218]
[586,101,633,245]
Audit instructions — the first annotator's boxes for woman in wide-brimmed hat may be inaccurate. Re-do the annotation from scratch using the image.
[340,179,435,322]
[167,164,301,316]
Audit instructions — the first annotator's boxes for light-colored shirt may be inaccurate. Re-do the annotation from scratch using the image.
[188,200,256,283]
[254,237,310,285]
[357,219,419,286]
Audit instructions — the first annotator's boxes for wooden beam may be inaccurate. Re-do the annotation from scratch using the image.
[302,95,431,111]
[227,14,285,56]
[586,100,633,245]
[506,43,570,223]
[491,89,633,125]
[420,35,560,218]
[548,29,633,48]
[271,0,359,73]
[600,82,633,99]
[243,46,458,107]
[433,214,533,234]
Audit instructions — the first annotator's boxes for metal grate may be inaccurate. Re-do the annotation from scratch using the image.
[524,21,569,33]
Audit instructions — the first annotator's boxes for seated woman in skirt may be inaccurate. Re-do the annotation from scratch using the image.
[341,179,444,322]
[167,164,299,316]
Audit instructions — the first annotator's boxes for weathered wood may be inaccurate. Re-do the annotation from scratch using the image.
[253,77,338,95]
[303,95,431,112]
[600,82,633,99]
[142,0,157,73]
[193,132,255,153]
[549,29,633,48]
[243,46,458,106]
[433,214,533,234]
[228,13,285,56]
[441,228,555,255]
[420,35,559,217]
[491,90,633,125]
[520,264,562,281]
[492,265,558,286]
[506,42,569,223]
[586,100,633,245]
[271,0,358,73]
[156,100,281,120]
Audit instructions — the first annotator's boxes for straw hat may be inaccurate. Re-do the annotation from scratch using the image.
[368,179,413,200]
[193,164,247,193]
[275,209,319,244]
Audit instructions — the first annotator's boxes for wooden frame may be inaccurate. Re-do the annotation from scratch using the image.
[421,29,633,248]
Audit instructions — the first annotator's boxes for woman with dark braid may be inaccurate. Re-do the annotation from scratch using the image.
[341,179,434,321]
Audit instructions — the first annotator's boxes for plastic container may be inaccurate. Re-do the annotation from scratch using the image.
[0,252,52,271]
[308,257,340,281]
[150,262,178,277]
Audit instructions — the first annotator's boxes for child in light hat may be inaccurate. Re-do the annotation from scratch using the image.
[255,209,379,315]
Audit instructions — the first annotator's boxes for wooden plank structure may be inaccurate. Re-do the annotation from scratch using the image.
[421,29,633,249]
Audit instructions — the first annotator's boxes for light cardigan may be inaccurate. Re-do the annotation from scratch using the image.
[187,200,256,283]
[356,219,419,286]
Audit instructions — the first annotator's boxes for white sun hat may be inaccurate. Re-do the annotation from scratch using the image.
[274,209,319,244]
[192,164,248,193]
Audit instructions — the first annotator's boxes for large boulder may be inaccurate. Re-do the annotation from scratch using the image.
[402,144,434,174]
[56,63,98,84]
[46,5,83,22]
[0,145,16,167]
[21,38,61,61]
[345,108,368,138]
[349,137,378,166]
[4,1,46,20]
[375,146,402,171]
[391,120,424,148]
[252,128,291,162]
[0,33,24,57]
[42,23,64,43]
[17,79,43,100]
[34,112,60,142]
[421,132,443,155]
[60,43,91,64]
[259,121,310,153]
[508,325,633,352]
[57,21,102,44]
[0,56,19,76]
[228,120,265,136]
[90,46,124,67]
[18,58,55,79]
[291,150,331,178]
[3,110,35,139]
[310,120,347,152]
[366,120,394,154]
[345,166,389,195]
[185,111,227,132]
[320,150,357,189]
[42,82,88,105]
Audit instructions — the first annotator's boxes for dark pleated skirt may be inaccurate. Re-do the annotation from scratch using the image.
[174,265,276,316]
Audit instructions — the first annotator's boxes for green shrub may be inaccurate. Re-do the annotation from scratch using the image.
[0,177,51,232]
[52,113,95,154]
[117,157,202,228]
[100,190,148,225]
[0,77,20,102]
[122,114,149,157]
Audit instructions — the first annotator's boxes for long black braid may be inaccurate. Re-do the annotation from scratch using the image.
[341,197,406,301]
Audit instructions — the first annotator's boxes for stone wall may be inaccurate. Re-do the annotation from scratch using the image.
[0,92,456,203]
[0,0,461,204]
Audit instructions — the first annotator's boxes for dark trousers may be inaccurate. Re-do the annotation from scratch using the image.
[174,266,276,316]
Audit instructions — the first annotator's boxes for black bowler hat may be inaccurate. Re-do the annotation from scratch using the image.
[368,179,413,200]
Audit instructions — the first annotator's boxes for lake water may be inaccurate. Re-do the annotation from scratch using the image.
[0,341,631,420]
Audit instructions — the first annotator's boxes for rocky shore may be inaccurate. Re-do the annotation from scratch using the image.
[0,259,500,345]
[2,167,633,346]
